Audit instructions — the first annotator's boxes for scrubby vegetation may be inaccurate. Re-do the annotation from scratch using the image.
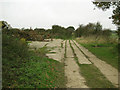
[51,25,75,39]
[2,27,66,88]
[2,22,74,88]
[2,30,30,87]
[74,22,118,43]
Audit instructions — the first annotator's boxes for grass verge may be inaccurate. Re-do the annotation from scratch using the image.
[69,40,115,88]
[16,53,65,88]
[3,46,66,88]
[78,64,116,88]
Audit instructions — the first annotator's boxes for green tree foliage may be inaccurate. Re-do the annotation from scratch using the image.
[75,24,84,37]
[66,26,75,37]
[74,22,112,41]
[34,28,45,33]
[51,25,74,39]
[75,23,102,37]
[93,2,120,25]
[92,1,120,39]
[102,29,112,40]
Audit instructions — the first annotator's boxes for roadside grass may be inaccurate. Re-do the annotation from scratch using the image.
[4,49,65,88]
[69,40,115,88]
[19,53,64,88]
[11,53,65,88]
[78,64,115,88]
[75,39,118,69]
[25,47,66,88]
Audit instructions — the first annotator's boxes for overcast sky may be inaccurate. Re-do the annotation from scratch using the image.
[0,0,117,30]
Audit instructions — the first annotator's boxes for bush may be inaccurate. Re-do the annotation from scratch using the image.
[2,33,29,87]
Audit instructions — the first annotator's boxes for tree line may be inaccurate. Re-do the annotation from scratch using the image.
[74,22,114,41]
[2,21,117,42]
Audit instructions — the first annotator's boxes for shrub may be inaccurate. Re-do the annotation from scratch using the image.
[2,33,29,87]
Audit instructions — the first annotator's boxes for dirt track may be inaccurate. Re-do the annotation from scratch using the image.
[29,39,118,88]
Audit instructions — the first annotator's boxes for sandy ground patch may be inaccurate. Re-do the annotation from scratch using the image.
[46,39,65,62]
[46,39,62,47]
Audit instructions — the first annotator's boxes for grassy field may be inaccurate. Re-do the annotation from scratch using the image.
[75,38,118,69]
[69,40,115,88]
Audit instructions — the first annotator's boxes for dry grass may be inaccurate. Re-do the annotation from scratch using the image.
[76,35,118,44]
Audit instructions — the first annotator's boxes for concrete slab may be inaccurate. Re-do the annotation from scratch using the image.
[29,41,49,49]
[66,40,74,58]
[65,58,88,88]
[70,40,92,64]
